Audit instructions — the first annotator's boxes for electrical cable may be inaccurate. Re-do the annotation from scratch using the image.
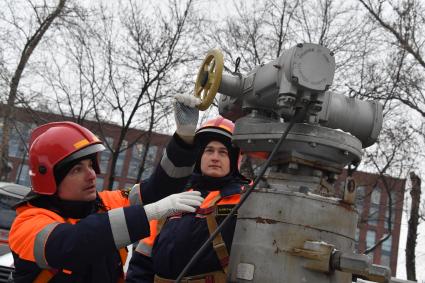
[175,106,309,282]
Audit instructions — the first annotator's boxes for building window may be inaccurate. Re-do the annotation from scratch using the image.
[356,186,366,214]
[384,205,396,230]
[8,121,33,158]
[115,140,128,177]
[127,143,158,180]
[127,143,143,179]
[355,227,360,251]
[366,230,376,249]
[142,145,158,179]
[381,236,392,254]
[355,227,360,242]
[367,187,381,227]
[384,191,397,230]
[8,130,21,158]
[112,180,120,190]
[381,236,392,266]
[96,177,104,191]
[16,163,30,187]
[100,137,114,173]
[368,203,380,227]
[371,187,381,205]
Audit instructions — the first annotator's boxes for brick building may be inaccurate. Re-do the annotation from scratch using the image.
[336,170,405,276]
[0,105,171,191]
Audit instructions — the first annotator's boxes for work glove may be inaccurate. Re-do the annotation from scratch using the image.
[144,191,204,221]
[174,93,201,144]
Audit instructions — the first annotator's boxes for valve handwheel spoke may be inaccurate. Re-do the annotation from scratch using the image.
[194,49,223,111]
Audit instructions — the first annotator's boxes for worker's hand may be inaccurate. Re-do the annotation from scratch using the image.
[144,191,204,220]
[174,93,201,145]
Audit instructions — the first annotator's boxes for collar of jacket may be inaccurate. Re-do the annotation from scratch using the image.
[188,172,246,194]
[27,193,102,219]
[194,181,242,199]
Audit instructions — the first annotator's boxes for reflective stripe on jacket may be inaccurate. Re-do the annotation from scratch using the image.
[9,188,149,283]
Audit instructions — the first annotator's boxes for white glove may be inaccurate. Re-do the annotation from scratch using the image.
[174,93,201,144]
[144,191,204,220]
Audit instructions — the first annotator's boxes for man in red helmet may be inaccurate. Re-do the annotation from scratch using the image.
[126,116,250,283]
[8,95,205,282]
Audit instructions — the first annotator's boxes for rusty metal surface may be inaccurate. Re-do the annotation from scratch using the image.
[342,177,356,204]
[291,241,334,272]
[229,186,357,283]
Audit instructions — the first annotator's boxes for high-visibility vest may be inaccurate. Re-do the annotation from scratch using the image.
[135,190,241,274]
[9,189,138,282]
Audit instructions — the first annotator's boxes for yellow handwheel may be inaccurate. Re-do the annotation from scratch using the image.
[194,49,224,111]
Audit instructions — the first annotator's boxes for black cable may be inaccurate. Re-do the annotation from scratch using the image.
[175,107,308,282]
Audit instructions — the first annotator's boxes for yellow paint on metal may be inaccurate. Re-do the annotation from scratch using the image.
[73,139,90,149]
[194,49,224,111]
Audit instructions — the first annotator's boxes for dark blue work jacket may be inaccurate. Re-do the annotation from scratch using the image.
[126,181,244,282]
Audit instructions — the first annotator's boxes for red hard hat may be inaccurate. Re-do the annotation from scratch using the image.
[28,121,105,195]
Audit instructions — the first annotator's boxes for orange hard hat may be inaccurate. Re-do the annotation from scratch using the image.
[28,121,105,195]
[195,116,234,140]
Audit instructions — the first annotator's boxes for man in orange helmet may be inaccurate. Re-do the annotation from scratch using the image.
[126,116,250,283]
[8,95,205,282]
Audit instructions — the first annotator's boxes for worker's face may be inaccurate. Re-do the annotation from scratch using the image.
[200,141,231,178]
[57,159,97,202]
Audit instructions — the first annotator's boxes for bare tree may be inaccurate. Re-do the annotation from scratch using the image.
[33,0,203,189]
[199,0,371,86]
[406,172,421,281]
[357,0,425,116]
[96,0,203,188]
[355,1,425,276]
[0,0,67,180]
